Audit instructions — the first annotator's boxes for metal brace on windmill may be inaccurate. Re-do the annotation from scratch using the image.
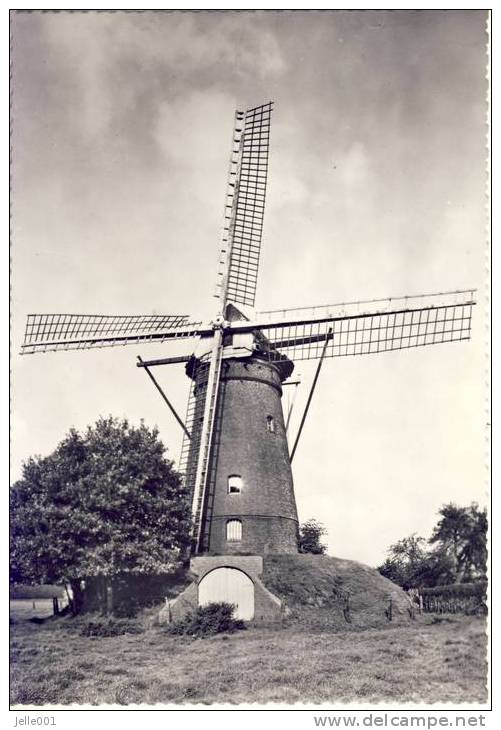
[22,101,476,591]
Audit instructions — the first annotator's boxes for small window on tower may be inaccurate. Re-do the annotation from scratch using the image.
[266,415,275,433]
[228,475,243,494]
[226,519,242,542]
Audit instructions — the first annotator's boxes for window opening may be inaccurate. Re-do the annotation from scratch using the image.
[228,475,243,494]
[226,519,242,542]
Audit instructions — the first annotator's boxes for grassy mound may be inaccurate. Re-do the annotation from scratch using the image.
[262,554,413,630]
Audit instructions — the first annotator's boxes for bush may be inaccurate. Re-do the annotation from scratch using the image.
[298,519,327,554]
[165,602,246,638]
[79,617,144,637]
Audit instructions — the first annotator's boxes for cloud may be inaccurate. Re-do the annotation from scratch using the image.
[269,119,311,207]
[38,12,286,142]
[338,141,372,189]
[155,89,236,166]
[152,88,238,227]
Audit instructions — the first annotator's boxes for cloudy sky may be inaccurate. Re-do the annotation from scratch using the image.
[11,10,488,566]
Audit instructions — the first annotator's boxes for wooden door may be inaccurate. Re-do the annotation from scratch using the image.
[198,567,254,620]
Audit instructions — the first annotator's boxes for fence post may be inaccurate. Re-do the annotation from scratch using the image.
[387,597,393,622]
[106,579,113,615]
[343,593,351,623]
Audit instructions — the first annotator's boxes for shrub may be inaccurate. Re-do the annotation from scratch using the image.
[298,519,327,554]
[165,602,246,638]
[79,617,144,637]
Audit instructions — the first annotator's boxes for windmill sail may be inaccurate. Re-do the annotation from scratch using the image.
[190,334,224,552]
[178,369,203,482]
[178,359,210,538]
[21,313,205,354]
[216,101,273,308]
[229,289,476,362]
[185,102,275,551]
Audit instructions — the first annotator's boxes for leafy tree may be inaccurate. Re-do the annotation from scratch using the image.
[462,503,488,579]
[430,502,487,582]
[298,519,327,554]
[378,503,488,589]
[378,534,430,589]
[10,417,192,611]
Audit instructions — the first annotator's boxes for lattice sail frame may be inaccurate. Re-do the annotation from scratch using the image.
[215,102,273,309]
[185,102,275,552]
[230,289,476,363]
[179,362,207,492]
[21,313,204,354]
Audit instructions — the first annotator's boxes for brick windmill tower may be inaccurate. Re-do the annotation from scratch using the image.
[21,101,475,621]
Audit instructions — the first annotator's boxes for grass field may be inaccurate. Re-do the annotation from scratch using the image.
[10,599,57,621]
[10,613,487,706]
[10,598,70,621]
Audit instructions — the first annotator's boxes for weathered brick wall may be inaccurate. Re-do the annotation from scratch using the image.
[204,355,299,555]
[209,515,298,554]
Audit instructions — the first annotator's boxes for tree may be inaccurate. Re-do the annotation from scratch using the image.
[430,502,487,582]
[461,503,488,579]
[378,534,432,589]
[378,502,488,589]
[10,417,192,611]
[298,519,327,554]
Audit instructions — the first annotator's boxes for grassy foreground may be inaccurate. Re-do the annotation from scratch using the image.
[10,613,487,706]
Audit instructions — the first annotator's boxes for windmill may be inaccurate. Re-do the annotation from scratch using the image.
[21,101,476,570]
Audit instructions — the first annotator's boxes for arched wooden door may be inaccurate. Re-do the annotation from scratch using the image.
[198,567,254,620]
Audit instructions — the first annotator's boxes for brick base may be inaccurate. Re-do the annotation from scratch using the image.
[158,555,284,624]
[208,515,298,555]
